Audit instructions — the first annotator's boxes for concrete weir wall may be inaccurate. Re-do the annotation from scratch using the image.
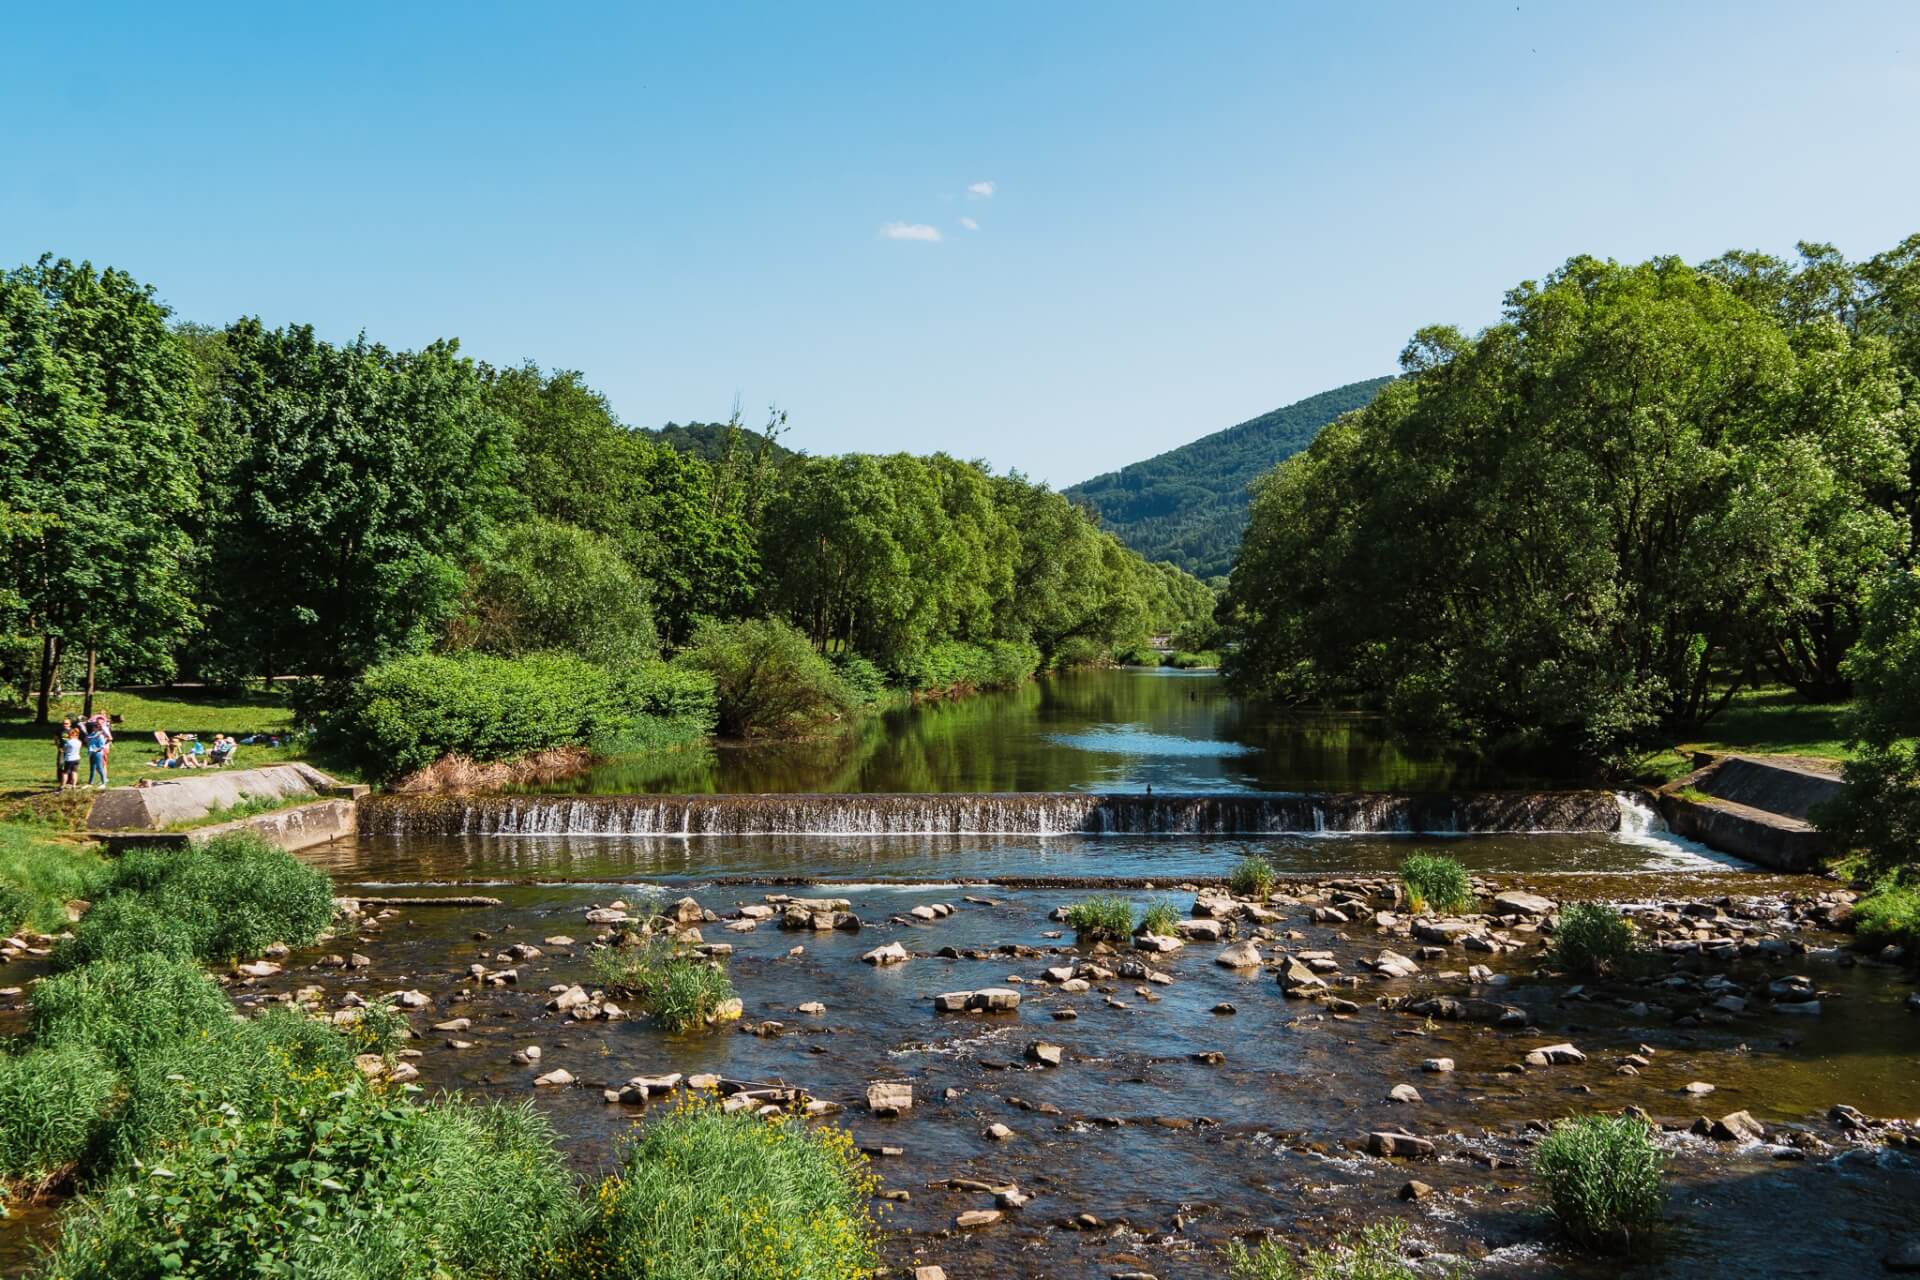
[88,763,362,854]
[1656,754,1842,872]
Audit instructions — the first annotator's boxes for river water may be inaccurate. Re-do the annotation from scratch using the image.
[6,670,1917,1278]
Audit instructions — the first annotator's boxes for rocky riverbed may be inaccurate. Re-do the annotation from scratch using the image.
[5,843,1918,1278]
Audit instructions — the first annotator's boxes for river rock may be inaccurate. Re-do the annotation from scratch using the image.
[1216,941,1262,968]
[543,934,576,946]
[1134,933,1184,954]
[1406,995,1526,1026]
[584,908,631,924]
[548,986,590,1012]
[1389,1084,1423,1103]
[392,989,431,1008]
[986,1122,1015,1141]
[234,960,280,978]
[1400,1179,1433,1201]
[915,1268,949,1280]
[708,997,743,1024]
[867,1081,913,1116]
[955,1209,1002,1229]
[863,941,910,965]
[1367,1130,1435,1159]
[1414,920,1476,945]
[1059,977,1091,993]
[1773,999,1822,1016]
[432,1018,471,1032]
[1525,1042,1586,1066]
[1711,1110,1766,1143]
[970,988,1021,1012]
[513,1046,542,1063]
[1493,891,1555,917]
[1175,919,1224,942]
[1683,1080,1716,1097]
[1422,1057,1454,1073]
[1279,959,1326,996]
[1370,949,1421,978]
[533,1068,574,1087]
[798,1001,826,1015]
[1025,1041,1064,1066]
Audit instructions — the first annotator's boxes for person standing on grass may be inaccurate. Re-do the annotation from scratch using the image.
[54,717,74,785]
[61,728,83,790]
[86,720,109,787]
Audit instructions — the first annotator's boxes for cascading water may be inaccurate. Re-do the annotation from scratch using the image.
[359,790,1628,838]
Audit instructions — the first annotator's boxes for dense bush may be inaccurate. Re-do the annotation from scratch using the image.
[1229,855,1276,899]
[30,954,236,1065]
[0,823,105,934]
[892,639,1040,694]
[315,651,717,780]
[57,832,334,969]
[558,1098,882,1280]
[1114,644,1162,668]
[405,1099,582,1280]
[452,517,658,670]
[831,652,891,705]
[1221,1218,1442,1280]
[1533,1114,1666,1254]
[675,618,856,738]
[0,1043,118,1184]
[1161,649,1220,669]
[1548,902,1640,977]
[591,937,737,1033]
[1854,876,1920,950]
[1063,896,1134,944]
[1400,852,1473,914]
[0,882,32,935]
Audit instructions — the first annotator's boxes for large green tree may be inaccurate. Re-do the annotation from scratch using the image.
[200,320,512,679]
[0,257,201,719]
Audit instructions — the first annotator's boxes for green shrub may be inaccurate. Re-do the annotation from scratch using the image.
[591,938,737,1033]
[30,955,235,1066]
[1548,902,1640,977]
[453,517,659,669]
[1161,649,1220,669]
[313,651,716,781]
[57,832,334,969]
[0,823,106,934]
[406,1099,582,1280]
[1063,895,1134,944]
[1854,875,1920,950]
[1138,898,1181,937]
[1114,644,1161,668]
[1400,852,1473,914]
[0,1044,118,1184]
[892,639,1041,694]
[675,618,855,738]
[1221,1219,1442,1280]
[831,652,891,705]
[559,1097,881,1280]
[1229,855,1276,899]
[1533,1114,1666,1254]
[0,882,32,934]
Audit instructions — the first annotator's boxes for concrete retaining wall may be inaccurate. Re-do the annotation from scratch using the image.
[100,798,357,855]
[87,763,341,831]
[1656,754,1838,872]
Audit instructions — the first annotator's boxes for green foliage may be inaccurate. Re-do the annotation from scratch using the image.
[1063,895,1134,943]
[315,651,716,781]
[404,1099,582,1280]
[199,318,515,680]
[675,617,856,738]
[1853,876,1920,950]
[1114,644,1162,667]
[1222,251,1913,759]
[1220,1219,1448,1280]
[1066,378,1394,578]
[1548,902,1640,977]
[590,936,737,1033]
[1533,1114,1666,1254]
[0,256,202,702]
[1162,649,1220,669]
[452,517,657,669]
[29,955,236,1066]
[1138,898,1181,937]
[558,1098,882,1280]
[57,832,334,968]
[830,653,890,705]
[1399,852,1473,914]
[892,639,1039,693]
[0,1043,118,1183]
[1820,569,1920,879]
[0,880,29,933]
[1229,854,1276,899]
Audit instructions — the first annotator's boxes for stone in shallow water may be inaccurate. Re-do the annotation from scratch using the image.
[867,1081,913,1116]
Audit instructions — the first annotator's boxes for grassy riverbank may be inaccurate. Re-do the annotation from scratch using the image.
[1633,686,1851,784]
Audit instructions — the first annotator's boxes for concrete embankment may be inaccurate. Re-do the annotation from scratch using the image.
[1656,754,1843,872]
[88,763,366,854]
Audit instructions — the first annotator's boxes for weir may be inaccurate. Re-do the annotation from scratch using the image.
[357,789,1637,838]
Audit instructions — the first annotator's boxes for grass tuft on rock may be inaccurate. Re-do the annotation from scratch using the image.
[1399,852,1473,915]
[557,1095,882,1280]
[1063,895,1134,944]
[1533,1113,1666,1255]
[1221,1218,1455,1279]
[1547,902,1640,977]
[591,937,736,1033]
[1137,898,1182,937]
[1229,854,1277,899]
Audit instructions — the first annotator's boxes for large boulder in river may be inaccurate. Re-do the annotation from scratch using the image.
[1406,995,1527,1027]
[1493,891,1555,917]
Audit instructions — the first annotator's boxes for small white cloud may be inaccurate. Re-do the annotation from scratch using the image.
[881,221,942,242]
[966,180,996,198]
[959,216,980,231]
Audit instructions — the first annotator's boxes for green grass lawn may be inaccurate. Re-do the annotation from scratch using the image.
[0,686,307,803]
[1633,686,1852,783]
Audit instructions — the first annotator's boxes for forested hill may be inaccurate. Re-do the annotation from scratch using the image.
[1063,376,1393,578]
[642,421,800,466]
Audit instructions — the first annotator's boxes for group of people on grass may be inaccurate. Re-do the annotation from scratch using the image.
[54,716,244,789]
[55,714,114,789]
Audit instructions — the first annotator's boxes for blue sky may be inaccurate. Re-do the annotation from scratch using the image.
[5,2,1917,485]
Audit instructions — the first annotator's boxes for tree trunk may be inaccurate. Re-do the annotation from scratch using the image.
[34,634,59,725]
[83,642,97,718]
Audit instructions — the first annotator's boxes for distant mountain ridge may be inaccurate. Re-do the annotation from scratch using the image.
[1063,376,1393,578]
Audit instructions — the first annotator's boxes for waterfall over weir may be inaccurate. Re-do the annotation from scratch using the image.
[358,790,1637,838]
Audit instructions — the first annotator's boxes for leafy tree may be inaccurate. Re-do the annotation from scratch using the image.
[674,616,855,737]
[200,320,512,679]
[1819,568,1920,878]
[0,257,201,719]
[450,517,656,668]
